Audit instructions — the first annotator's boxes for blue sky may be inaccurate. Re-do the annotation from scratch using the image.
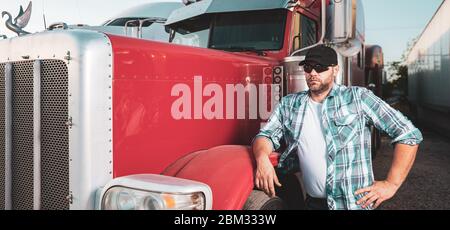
[363,0,443,64]
[0,0,444,64]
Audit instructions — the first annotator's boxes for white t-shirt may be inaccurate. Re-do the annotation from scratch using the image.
[297,98,328,198]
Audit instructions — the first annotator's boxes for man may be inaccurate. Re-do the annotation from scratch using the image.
[252,45,423,210]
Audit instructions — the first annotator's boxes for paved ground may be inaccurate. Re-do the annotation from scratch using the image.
[373,127,450,210]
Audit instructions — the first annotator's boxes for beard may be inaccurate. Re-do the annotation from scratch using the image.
[307,78,332,94]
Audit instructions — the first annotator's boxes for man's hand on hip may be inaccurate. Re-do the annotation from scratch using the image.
[355,180,399,209]
[255,156,282,197]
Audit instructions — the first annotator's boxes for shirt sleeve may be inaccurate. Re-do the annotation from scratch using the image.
[251,97,286,151]
[359,88,423,146]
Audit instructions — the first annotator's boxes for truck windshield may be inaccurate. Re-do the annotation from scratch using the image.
[169,9,287,51]
[209,9,287,51]
[170,16,211,48]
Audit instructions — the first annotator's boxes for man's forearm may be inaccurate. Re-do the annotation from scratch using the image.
[252,136,282,196]
[252,137,273,161]
[386,143,419,187]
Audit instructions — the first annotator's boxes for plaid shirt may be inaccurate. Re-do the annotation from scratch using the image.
[255,84,423,210]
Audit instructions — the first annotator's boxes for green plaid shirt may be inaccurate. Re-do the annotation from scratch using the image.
[255,84,423,210]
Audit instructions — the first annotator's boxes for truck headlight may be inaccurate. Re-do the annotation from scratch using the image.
[97,174,213,210]
[102,187,205,210]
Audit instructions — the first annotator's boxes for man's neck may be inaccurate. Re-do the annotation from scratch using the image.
[309,84,334,103]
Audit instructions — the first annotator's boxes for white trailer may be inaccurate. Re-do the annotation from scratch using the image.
[406,0,450,136]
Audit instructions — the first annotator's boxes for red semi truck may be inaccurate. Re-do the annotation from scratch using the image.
[0,0,383,210]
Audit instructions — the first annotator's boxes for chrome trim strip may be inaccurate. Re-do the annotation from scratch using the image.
[4,63,12,210]
[33,60,42,210]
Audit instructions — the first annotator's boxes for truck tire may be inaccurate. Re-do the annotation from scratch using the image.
[243,190,286,210]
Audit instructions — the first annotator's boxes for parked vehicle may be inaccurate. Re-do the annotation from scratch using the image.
[0,0,382,210]
[406,0,450,138]
[70,2,184,41]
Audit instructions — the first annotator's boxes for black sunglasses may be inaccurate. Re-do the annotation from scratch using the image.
[303,63,334,73]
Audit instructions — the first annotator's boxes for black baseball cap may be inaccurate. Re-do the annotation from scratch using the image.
[299,45,338,66]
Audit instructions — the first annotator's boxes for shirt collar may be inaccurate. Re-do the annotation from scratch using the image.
[328,84,339,98]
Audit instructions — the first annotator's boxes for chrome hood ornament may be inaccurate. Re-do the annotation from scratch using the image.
[2,2,32,36]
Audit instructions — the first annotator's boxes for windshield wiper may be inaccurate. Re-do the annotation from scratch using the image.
[211,45,266,56]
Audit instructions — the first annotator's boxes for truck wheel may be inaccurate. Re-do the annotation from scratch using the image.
[243,190,286,210]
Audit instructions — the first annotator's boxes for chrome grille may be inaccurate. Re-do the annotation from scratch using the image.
[0,63,5,210]
[11,61,34,210]
[40,60,69,210]
[1,60,69,210]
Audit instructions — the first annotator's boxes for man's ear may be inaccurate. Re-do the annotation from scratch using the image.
[332,65,340,76]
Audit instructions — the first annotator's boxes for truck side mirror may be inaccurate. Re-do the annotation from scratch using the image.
[326,0,364,57]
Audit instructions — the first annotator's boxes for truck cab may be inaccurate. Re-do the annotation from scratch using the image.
[166,0,319,61]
